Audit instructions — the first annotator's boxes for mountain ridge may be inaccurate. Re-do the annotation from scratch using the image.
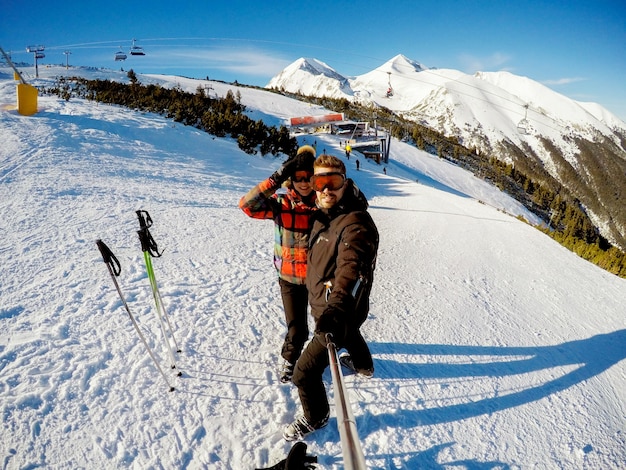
[266,55,626,250]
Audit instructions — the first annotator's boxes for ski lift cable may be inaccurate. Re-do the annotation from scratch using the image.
[38,38,529,115]
[21,35,569,133]
[378,67,527,118]
[46,39,134,50]
[373,67,567,135]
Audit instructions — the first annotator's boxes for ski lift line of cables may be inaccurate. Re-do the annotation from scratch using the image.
[46,36,350,52]
[26,36,566,133]
[44,39,136,50]
[262,44,571,135]
[41,36,410,63]
[372,65,525,116]
[368,67,568,135]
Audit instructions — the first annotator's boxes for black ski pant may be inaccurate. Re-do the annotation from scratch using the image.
[292,325,372,423]
[279,279,309,365]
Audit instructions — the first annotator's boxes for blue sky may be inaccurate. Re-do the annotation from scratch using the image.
[2,0,625,121]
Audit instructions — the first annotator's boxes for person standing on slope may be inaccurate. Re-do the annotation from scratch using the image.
[284,154,379,441]
[239,145,317,384]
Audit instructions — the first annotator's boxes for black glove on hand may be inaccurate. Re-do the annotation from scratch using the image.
[315,313,337,336]
[270,155,299,185]
[315,310,346,345]
[255,442,317,470]
[285,442,317,470]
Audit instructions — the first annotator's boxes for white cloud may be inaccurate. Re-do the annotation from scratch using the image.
[541,77,587,86]
[458,52,513,73]
[155,46,290,77]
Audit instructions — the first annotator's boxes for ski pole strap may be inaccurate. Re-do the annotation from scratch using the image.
[136,209,153,230]
[96,239,121,277]
[136,210,163,257]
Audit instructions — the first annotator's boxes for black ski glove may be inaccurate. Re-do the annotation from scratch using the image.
[270,155,299,185]
[285,442,317,469]
[315,310,346,345]
[255,442,317,470]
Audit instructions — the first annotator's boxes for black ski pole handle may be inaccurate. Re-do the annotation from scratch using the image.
[135,210,163,257]
[136,210,153,229]
[96,239,121,277]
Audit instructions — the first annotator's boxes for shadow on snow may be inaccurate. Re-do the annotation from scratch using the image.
[366,329,626,427]
[313,330,625,468]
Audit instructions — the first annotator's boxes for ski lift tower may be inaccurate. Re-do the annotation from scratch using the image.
[373,111,378,138]
[63,50,71,69]
[26,45,45,78]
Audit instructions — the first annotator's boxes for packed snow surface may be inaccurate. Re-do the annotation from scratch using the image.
[1,67,625,469]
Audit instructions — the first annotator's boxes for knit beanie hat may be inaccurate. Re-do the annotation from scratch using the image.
[295,145,316,173]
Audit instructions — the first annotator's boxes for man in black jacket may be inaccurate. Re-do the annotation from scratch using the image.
[283,154,379,441]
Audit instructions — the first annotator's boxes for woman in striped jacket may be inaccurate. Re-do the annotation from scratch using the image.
[239,145,317,383]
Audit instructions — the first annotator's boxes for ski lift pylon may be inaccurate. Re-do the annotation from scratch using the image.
[129,38,145,56]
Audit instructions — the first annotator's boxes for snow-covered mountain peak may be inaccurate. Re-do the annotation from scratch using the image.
[382,53,427,74]
[287,57,345,81]
[266,57,350,97]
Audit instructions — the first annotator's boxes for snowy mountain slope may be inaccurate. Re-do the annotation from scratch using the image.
[266,55,626,252]
[267,54,626,145]
[1,68,625,469]
[266,57,352,99]
[474,71,625,138]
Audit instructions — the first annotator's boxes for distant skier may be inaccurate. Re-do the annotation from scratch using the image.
[239,146,317,384]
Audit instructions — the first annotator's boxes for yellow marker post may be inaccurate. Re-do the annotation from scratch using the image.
[17,83,38,116]
[1,45,38,115]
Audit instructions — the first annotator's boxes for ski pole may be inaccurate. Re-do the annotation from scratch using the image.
[326,333,367,470]
[96,239,175,392]
[136,210,182,374]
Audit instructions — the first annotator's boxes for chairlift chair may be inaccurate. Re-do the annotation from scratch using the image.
[130,38,145,56]
[517,119,531,135]
[517,104,531,135]
[130,46,145,56]
[115,49,127,61]
[386,71,393,97]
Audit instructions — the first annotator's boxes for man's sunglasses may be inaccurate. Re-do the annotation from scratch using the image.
[310,172,346,191]
[293,172,312,183]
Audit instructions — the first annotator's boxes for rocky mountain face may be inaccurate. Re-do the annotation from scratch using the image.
[267,55,626,251]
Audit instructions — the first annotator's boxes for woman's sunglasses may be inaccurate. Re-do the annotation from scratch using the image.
[310,172,346,191]
[293,171,312,183]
